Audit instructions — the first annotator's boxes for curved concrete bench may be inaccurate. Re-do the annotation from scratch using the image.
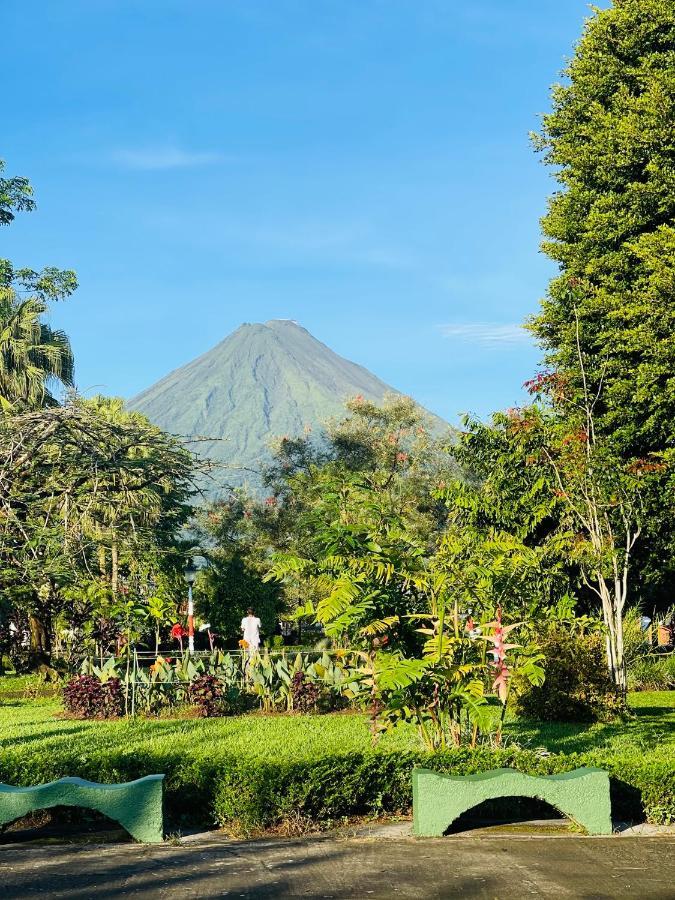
[413,767,611,836]
[0,775,164,843]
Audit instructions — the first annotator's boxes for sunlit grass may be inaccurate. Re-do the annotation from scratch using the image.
[2,683,672,761]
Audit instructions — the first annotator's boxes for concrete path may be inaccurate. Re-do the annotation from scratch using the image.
[1,833,674,899]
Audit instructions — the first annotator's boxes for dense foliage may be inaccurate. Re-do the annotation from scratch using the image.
[530,0,675,607]
[516,628,625,723]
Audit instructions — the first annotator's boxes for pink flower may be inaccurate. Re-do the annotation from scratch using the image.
[483,607,521,705]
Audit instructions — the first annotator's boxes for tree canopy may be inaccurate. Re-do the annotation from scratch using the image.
[531,0,675,459]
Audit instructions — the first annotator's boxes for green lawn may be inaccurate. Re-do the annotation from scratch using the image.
[1,682,673,829]
[1,678,672,761]
[0,697,418,762]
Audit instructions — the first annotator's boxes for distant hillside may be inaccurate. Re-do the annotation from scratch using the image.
[128,319,448,494]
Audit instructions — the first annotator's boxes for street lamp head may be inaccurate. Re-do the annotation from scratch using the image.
[184,561,197,585]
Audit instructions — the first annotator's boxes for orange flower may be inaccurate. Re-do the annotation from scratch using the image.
[238,639,249,649]
[150,656,166,674]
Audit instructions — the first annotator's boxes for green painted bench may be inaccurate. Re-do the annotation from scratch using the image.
[413,767,611,836]
[0,774,165,843]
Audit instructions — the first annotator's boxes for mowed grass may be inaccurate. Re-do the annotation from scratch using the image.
[0,696,418,766]
[1,675,673,762]
[507,691,675,755]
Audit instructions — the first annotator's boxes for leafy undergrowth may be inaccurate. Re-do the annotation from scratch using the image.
[1,690,673,832]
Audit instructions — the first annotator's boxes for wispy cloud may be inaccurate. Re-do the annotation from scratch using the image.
[109,146,227,171]
[438,322,531,345]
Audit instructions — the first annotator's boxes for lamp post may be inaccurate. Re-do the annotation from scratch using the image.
[184,561,197,655]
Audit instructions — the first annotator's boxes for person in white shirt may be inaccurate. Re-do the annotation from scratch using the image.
[241,607,261,653]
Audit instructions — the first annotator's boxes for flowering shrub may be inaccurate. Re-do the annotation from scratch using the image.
[63,674,123,718]
[170,623,187,652]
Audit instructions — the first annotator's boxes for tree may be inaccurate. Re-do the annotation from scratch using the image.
[530,3,675,607]
[0,158,77,410]
[531,1,675,458]
[528,315,664,689]
[267,394,456,543]
[0,159,35,224]
[0,400,204,662]
[0,288,75,411]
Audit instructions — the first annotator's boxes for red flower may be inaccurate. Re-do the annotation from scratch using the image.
[171,623,187,640]
[264,496,277,507]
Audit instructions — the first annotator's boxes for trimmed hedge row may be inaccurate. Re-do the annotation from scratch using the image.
[0,742,672,831]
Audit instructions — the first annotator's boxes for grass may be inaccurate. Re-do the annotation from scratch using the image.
[2,676,672,761]
[0,698,418,763]
[1,681,673,830]
[1,678,672,769]
[507,691,675,755]
[1,687,672,751]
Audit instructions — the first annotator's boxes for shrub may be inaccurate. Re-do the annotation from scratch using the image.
[209,748,675,831]
[62,675,123,718]
[515,628,625,722]
[291,672,321,713]
[187,674,226,717]
[622,607,651,667]
[628,655,675,691]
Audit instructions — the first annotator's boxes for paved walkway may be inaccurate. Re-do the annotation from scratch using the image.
[1,832,674,899]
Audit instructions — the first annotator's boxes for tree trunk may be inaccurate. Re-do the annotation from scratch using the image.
[28,611,51,667]
[597,573,627,690]
[111,541,119,594]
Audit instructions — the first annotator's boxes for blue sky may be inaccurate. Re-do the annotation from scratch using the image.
[2,0,599,424]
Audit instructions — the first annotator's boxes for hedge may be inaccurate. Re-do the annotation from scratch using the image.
[0,742,671,831]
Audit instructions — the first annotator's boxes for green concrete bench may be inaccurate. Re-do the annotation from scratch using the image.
[413,767,611,836]
[0,774,164,843]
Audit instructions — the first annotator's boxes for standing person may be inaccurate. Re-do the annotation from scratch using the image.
[241,607,261,653]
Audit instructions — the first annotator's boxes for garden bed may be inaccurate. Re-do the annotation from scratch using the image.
[1,691,673,834]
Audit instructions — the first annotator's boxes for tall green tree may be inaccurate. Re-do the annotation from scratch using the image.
[194,492,284,644]
[0,289,75,411]
[0,159,77,410]
[530,2,675,607]
[531,1,675,456]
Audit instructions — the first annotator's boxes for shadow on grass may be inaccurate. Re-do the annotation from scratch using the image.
[0,722,97,750]
[506,698,674,754]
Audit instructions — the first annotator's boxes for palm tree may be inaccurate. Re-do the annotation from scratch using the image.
[0,289,74,411]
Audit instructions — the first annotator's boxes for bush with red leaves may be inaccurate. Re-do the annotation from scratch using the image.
[187,674,225,717]
[63,675,123,719]
[291,671,321,713]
